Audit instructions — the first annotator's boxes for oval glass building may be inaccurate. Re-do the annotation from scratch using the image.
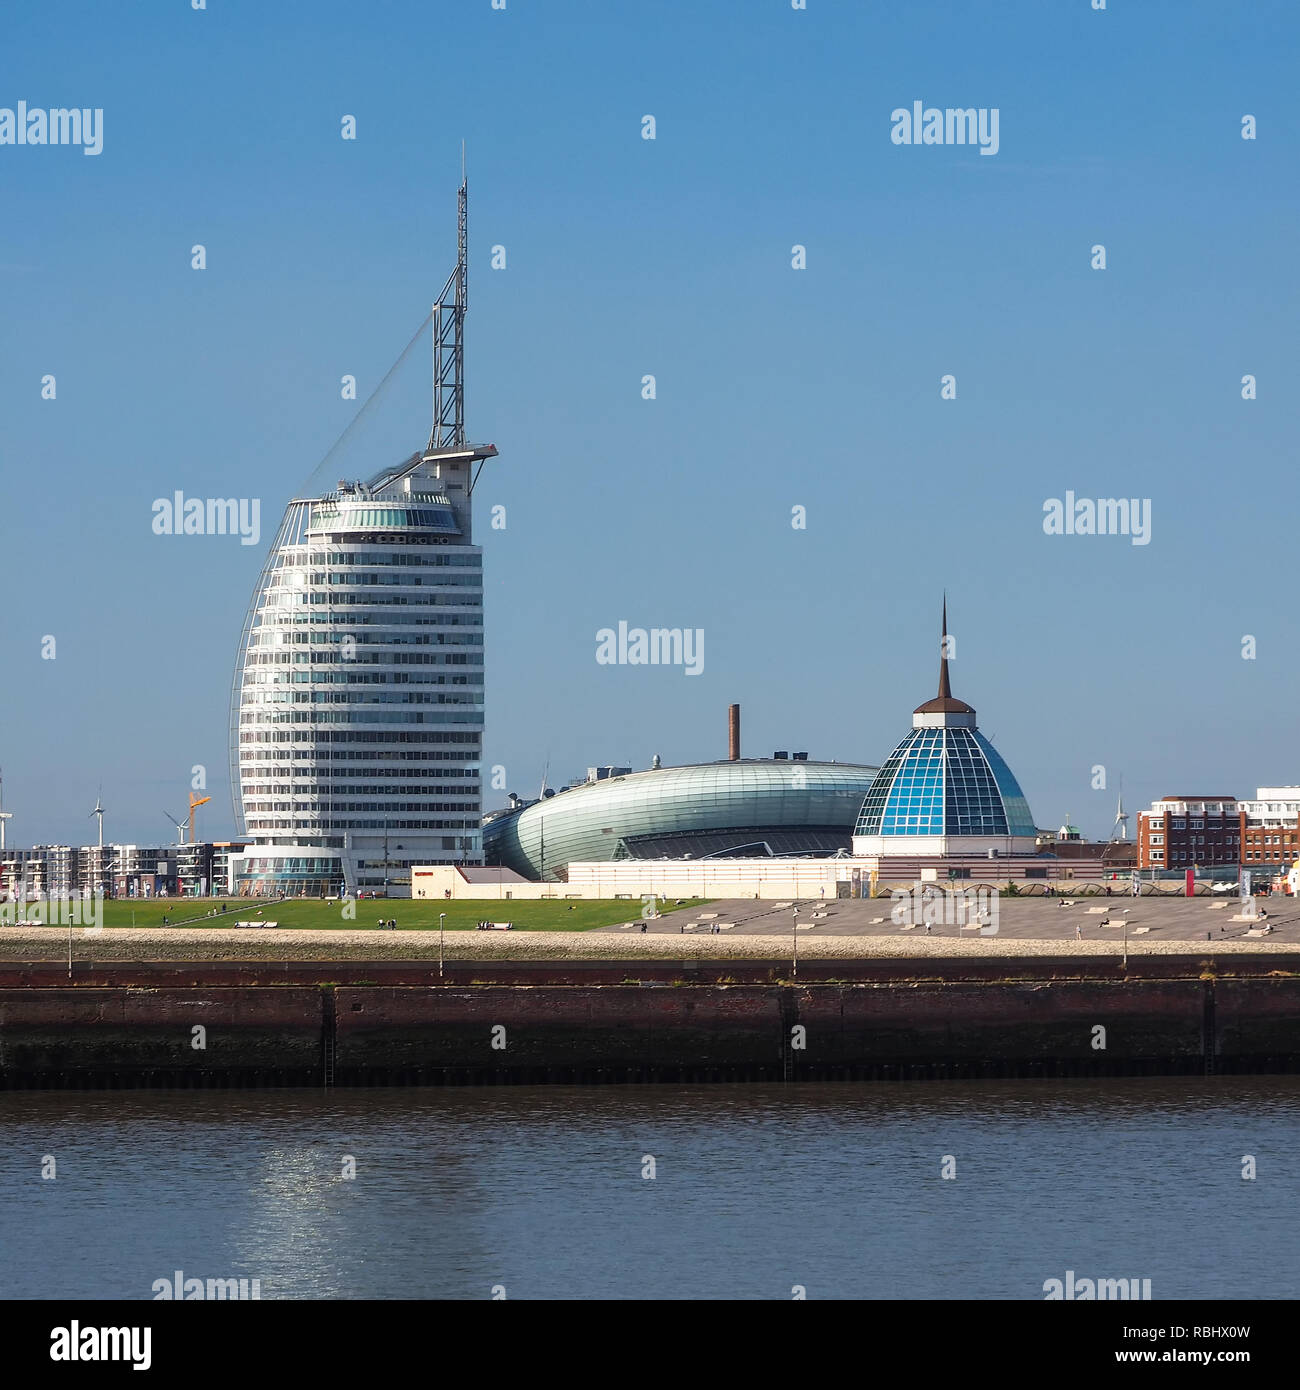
[851,603,1036,858]
[228,176,495,896]
[485,759,879,881]
[229,463,490,896]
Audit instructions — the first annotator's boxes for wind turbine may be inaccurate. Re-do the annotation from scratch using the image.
[90,792,105,848]
[1111,779,1129,841]
[0,768,11,854]
[162,810,187,846]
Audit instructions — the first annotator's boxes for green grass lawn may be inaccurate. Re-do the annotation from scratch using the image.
[96,897,711,932]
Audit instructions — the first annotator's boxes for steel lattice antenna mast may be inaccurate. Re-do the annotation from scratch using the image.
[430,146,469,452]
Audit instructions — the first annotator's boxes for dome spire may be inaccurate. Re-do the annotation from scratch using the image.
[938,592,952,700]
[913,595,976,721]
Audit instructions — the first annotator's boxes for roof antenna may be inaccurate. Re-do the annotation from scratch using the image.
[429,146,469,453]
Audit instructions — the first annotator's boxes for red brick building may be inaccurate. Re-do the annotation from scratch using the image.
[1137,797,1241,871]
[1242,823,1300,869]
[1237,789,1300,871]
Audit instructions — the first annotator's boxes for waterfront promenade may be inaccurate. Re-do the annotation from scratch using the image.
[0,896,1293,962]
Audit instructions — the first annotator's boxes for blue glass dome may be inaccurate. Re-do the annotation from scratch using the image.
[853,726,1035,839]
[853,600,1036,848]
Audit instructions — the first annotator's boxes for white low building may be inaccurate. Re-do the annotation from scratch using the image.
[412,865,580,901]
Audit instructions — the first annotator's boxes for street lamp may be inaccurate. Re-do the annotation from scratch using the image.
[439,911,446,979]
[792,905,798,979]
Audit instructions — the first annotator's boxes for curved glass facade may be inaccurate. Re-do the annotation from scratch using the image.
[854,727,1036,839]
[309,501,462,533]
[485,760,879,881]
[231,456,486,895]
[233,850,346,897]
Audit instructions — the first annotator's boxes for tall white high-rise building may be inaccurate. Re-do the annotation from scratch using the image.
[229,175,496,897]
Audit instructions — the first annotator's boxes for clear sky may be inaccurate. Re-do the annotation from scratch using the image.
[1,0,1297,848]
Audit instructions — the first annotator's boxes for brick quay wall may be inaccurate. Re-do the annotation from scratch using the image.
[2,954,1299,1086]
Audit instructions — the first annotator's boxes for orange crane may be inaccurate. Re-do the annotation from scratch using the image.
[187,792,211,844]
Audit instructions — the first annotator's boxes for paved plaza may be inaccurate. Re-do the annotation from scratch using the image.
[608,893,1300,945]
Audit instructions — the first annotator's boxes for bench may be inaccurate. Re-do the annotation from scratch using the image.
[476,921,514,931]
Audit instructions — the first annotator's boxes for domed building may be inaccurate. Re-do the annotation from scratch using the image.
[852,602,1037,859]
[486,756,878,882]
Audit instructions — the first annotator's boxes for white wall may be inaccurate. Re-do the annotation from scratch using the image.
[566,859,851,900]
[411,866,584,901]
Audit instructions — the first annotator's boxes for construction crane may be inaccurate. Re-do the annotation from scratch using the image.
[163,792,212,845]
[187,793,211,844]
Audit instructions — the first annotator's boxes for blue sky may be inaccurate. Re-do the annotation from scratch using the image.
[1,0,1297,847]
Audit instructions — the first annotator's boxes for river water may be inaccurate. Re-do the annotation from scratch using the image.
[1,1079,1296,1300]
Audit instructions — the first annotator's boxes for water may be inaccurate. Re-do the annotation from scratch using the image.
[2,1079,1297,1300]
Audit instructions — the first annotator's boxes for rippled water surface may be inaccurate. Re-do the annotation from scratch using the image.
[2,1079,1297,1299]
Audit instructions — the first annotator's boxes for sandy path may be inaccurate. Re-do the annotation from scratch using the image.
[0,926,1295,963]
